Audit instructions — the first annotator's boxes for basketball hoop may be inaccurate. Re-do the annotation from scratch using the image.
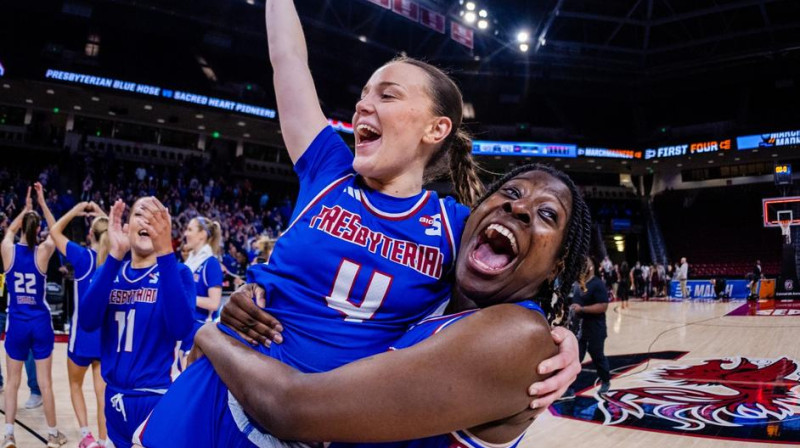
[778,210,793,245]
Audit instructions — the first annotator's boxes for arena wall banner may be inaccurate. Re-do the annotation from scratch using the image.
[366,0,391,9]
[668,280,750,299]
[419,6,446,33]
[472,140,577,158]
[736,130,800,150]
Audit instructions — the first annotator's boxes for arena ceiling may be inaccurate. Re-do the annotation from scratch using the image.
[3,0,800,162]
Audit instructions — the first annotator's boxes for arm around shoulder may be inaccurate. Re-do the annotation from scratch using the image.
[225,304,557,442]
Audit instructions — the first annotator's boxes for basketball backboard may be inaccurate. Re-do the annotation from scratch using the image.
[763,196,800,228]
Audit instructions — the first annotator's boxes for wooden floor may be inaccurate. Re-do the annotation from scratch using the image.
[1,299,798,447]
[522,299,800,448]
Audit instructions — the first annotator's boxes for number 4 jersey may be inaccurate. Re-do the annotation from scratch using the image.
[246,126,470,373]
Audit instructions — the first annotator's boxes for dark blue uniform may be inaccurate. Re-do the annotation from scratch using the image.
[81,254,194,448]
[5,244,53,361]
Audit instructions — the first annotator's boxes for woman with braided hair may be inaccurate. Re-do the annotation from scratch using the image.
[156,163,591,447]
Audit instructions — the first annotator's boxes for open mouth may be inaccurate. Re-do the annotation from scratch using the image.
[138,229,150,238]
[469,223,519,274]
[356,123,382,147]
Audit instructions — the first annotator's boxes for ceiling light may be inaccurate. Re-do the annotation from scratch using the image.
[474,55,481,61]
[519,43,529,52]
[772,153,779,157]
[25,99,33,104]
[734,157,740,161]
[198,125,206,130]
[243,133,251,138]
[517,31,530,43]
[196,114,204,119]
[358,35,367,43]
[479,9,488,18]
[246,0,255,4]
[144,105,153,110]
[73,105,82,110]
[477,19,488,29]
[1,84,9,89]
[465,2,476,11]
[677,163,682,167]
[564,164,570,169]
[464,11,477,23]
[108,111,116,116]
[91,96,100,102]
[707,160,714,164]
[157,118,165,123]
[237,121,246,127]
[46,89,55,95]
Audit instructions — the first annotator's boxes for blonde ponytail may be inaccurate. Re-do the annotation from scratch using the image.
[91,216,110,265]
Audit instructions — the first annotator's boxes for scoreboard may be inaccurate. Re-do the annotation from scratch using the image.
[775,164,793,186]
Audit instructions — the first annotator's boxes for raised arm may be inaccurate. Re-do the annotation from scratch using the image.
[1,188,32,268]
[47,201,99,255]
[199,304,556,442]
[266,0,328,162]
[79,199,129,331]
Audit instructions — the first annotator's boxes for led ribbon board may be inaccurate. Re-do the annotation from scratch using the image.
[44,69,276,119]
[644,139,732,160]
[578,147,640,159]
[472,140,577,158]
[737,130,800,150]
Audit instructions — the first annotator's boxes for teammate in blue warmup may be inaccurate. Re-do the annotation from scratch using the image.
[81,197,194,448]
[178,216,223,368]
[190,164,592,448]
[1,185,67,448]
[43,199,110,448]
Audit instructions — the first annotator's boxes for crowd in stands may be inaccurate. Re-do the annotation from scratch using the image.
[0,151,295,291]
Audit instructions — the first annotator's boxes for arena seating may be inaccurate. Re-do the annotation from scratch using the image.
[654,184,782,278]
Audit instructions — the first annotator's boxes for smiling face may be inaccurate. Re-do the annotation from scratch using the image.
[456,170,573,307]
[183,219,207,252]
[352,62,452,188]
[128,198,154,256]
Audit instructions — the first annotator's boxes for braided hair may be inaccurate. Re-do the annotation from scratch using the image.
[475,164,592,325]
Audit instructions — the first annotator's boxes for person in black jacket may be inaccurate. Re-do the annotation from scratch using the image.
[566,256,611,397]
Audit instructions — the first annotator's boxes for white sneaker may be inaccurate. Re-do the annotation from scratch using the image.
[1,434,15,448]
[24,394,43,409]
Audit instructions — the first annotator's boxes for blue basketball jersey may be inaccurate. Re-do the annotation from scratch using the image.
[66,242,102,358]
[331,301,544,448]
[6,244,49,320]
[245,125,470,373]
[81,254,195,391]
[190,256,223,322]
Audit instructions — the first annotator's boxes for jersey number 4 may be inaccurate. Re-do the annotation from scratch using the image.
[325,259,393,323]
[115,310,136,352]
[13,272,36,295]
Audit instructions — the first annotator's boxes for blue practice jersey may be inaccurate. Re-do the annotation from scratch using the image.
[244,126,470,373]
[65,242,102,358]
[331,301,544,448]
[190,256,223,322]
[80,254,195,392]
[6,244,49,320]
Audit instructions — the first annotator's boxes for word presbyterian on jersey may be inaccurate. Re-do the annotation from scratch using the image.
[310,205,444,279]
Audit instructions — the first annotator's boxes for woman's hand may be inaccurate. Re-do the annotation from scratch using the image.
[220,283,283,346]
[138,197,173,256]
[33,182,46,207]
[527,327,581,409]
[108,199,130,260]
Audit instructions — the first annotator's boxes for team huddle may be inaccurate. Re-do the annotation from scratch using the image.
[2,2,595,448]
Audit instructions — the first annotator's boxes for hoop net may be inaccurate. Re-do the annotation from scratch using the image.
[778,210,793,244]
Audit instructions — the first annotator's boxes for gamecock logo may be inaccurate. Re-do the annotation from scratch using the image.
[599,357,800,431]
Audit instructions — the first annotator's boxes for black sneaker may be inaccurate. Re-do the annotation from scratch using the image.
[599,382,611,394]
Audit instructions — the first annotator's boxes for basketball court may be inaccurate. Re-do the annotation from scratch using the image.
[0,297,795,447]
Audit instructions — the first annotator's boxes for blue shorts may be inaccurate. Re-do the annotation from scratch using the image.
[178,320,204,353]
[105,386,164,448]
[5,314,54,361]
[67,350,99,368]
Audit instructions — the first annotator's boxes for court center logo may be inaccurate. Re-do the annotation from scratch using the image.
[598,357,800,434]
